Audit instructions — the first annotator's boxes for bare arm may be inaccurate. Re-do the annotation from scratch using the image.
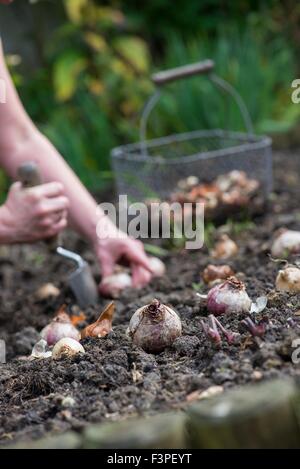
[0,39,106,245]
[0,41,152,288]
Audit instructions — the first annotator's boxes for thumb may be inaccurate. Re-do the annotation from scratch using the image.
[10,181,22,193]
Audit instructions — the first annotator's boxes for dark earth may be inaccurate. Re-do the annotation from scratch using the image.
[1,150,300,446]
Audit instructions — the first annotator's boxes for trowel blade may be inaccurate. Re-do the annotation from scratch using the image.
[68,262,99,308]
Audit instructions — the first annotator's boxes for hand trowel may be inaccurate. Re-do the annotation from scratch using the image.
[18,161,99,308]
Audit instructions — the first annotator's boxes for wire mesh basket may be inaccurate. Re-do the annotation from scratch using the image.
[111,60,272,212]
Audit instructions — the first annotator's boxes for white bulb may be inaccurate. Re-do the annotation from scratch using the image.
[52,338,85,360]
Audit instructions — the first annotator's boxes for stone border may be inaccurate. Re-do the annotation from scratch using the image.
[3,378,300,449]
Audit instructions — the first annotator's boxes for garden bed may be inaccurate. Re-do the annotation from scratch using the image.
[1,150,300,447]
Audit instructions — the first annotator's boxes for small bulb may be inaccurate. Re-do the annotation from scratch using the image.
[202,264,234,286]
[35,283,60,301]
[52,338,85,360]
[211,235,238,259]
[40,306,81,346]
[99,271,132,298]
[275,266,300,293]
[271,229,300,258]
[207,277,251,315]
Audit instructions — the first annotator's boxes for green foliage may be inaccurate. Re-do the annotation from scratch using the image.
[147,32,299,138]
[5,0,299,192]
[224,219,256,236]
[192,282,205,292]
[204,222,217,249]
[15,0,153,191]
[121,0,277,42]
[0,169,9,205]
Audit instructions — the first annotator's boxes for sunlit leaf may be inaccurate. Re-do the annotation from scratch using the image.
[64,0,88,24]
[86,77,105,96]
[95,6,125,26]
[53,51,86,101]
[84,32,107,52]
[113,37,150,73]
[110,58,134,79]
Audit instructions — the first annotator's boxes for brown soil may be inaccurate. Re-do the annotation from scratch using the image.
[1,150,300,446]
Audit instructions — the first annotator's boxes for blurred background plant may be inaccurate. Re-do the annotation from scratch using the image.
[0,0,299,195]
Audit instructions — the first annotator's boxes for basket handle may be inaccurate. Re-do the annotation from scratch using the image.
[140,60,253,148]
[152,60,214,86]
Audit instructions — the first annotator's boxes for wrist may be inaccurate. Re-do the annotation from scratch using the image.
[92,214,126,249]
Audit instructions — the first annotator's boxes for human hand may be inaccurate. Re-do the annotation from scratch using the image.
[95,234,153,294]
[0,181,69,243]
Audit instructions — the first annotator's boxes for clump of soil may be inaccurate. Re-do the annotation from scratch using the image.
[1,150,300,445]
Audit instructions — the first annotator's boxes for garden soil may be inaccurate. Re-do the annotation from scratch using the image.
[1,150,300,445]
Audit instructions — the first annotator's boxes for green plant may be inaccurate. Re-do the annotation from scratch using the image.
[224,219,256,236]
[3,0,298,196]
[147,31,299,138]
[16,0,153,191]
[192,282,205,292]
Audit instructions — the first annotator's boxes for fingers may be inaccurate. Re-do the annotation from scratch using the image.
[42,217,67,239]
[124,240,153,274]
[5,180,69,244]
[35,196,69,216]
[16,180,69,218]
[97,239,153,289]
[37,210,67,228]
[131,264,152,288]
[10,181,22,193]
[27,182,65,200]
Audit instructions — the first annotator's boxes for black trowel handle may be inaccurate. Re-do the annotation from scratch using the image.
[18,161,60,250]
[17,161,43,188]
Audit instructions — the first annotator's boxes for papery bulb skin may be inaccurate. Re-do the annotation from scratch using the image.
[99,272,132,298]
[275,266,300,293]
[207,277,251,316]
[81,302,115,339]
[271,229,300,258]
[40,308,81,346]
[31,339,52,359]
[127,299,182,353]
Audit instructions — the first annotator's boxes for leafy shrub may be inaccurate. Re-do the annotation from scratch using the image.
[148,31,299,138]
[4,0,299,192]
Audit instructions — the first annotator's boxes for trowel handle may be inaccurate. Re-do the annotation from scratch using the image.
[17,161,42,188]
[17,162,60,250]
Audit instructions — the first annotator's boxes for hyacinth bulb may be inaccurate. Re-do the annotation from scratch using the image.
[271,229,300,258]
[275,266,300,293]
[207,277,251,316]
[127,299,182,353]
[211,235,238,260]
[40,306,81,346]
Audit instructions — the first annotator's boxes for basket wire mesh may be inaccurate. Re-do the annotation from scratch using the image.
[111,61,272,202]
